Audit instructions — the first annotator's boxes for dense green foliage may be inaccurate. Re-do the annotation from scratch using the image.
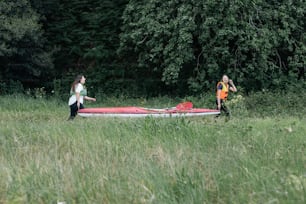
[120,0,305,93]
[0,0,53,87]
[0,94,305,203]
[40,0,130,95]
[0,0,305,96]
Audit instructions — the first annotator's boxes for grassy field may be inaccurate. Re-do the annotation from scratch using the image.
[0,94,305,203]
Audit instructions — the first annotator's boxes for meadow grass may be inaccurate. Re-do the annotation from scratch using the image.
[0,94,305,203]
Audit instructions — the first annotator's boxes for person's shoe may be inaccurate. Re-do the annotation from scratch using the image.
[67,116,74,121]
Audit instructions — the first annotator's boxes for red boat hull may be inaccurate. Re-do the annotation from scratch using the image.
[78,106,220,117]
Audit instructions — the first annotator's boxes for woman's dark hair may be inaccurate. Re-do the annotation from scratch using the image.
[71,75,83,92]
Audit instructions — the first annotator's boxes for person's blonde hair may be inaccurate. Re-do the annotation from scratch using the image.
[221,74,228,80]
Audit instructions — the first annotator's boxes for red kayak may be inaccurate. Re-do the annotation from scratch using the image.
[78,102,220,118]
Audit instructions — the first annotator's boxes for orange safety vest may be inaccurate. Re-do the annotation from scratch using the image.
[216,82,229,100]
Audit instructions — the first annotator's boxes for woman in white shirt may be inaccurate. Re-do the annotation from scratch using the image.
[68,75,96,120]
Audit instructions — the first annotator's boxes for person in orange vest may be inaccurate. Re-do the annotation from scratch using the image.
[216,75,237,118]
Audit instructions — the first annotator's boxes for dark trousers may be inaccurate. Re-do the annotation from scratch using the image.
[216,100,230,117]
[69,102,84,119]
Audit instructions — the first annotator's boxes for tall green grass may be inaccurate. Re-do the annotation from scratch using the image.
[0,94,305,203]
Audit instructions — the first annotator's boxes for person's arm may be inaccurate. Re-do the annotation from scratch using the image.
[75,83,83,109]
[229,80,237,92]
[76,92,81,109]
[84,96,96,102]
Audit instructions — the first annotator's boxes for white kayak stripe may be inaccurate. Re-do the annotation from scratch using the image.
[78,111,220,118]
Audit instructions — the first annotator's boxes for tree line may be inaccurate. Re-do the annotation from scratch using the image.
[0,0,305,96]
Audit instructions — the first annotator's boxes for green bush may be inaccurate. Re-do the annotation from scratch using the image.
[244,91,305,118]
[0,80,24,95]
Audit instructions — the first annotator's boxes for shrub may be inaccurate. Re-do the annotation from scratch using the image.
[0,80,24,95]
